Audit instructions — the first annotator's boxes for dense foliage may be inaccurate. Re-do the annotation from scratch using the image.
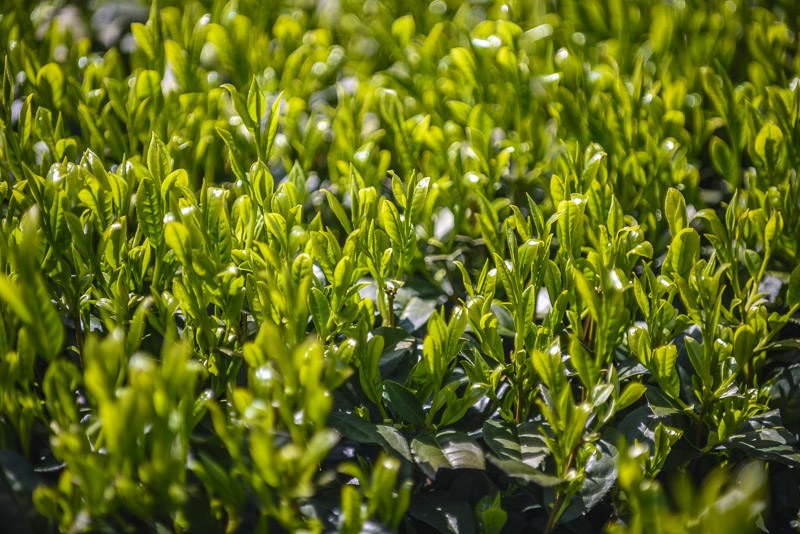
[2,0,800,531]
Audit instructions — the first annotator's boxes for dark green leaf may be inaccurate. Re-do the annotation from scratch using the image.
[411,430,485,478]
[384,381,425,427]
[0,451,51,534]
[409,493,475,534]
[559,434,618,522]
[482,420,548,469]
[486,456,561,487]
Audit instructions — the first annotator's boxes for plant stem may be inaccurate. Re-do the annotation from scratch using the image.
[386,286,396,328]
[240,311,247,346]
[695,406,705,450]
[73,307,84,366]
[543,491,566,534]
[544,449,577,534]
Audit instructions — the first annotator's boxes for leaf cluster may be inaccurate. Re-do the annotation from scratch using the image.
[1,0,800,532]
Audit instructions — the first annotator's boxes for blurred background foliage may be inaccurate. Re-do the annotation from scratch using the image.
[1,0,800,532]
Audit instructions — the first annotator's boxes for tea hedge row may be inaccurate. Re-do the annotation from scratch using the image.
[1,0,800,532]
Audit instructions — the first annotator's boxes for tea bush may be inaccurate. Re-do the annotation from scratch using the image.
[1,0,800,532]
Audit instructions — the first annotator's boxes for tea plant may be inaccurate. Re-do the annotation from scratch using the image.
[1,0,800,532]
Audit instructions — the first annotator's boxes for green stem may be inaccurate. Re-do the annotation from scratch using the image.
[386,286,396,328]
[544,449,577,534]
[73,311,83,366]
[240,311,248,347]
[695,405,706,450]
[543,491,566,534]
